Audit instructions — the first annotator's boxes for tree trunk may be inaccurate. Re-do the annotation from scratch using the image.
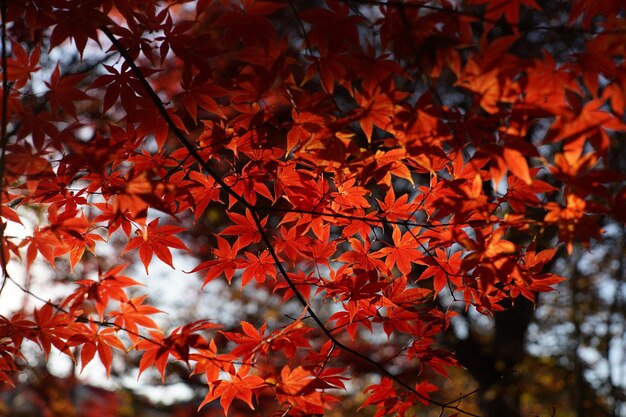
[448,298,535,417]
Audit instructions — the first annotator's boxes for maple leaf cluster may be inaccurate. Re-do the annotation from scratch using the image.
[0,0,625,416]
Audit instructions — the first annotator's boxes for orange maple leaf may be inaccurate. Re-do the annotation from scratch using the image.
[123,218,190,273]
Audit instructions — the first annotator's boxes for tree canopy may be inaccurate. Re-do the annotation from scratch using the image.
[0,0,625,416]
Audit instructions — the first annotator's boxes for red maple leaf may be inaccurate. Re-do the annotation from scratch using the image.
[45,65,92,118]
[123,218,190,273]
[189,236,241,286]
[62,263,142,319]
[64,323,125,376]
[5,40,40,89]
[373,225,423,275]
[198,365,266,414]
[109,295,162,343]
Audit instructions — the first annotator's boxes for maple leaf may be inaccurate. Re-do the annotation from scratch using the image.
[0,313,37,352]
[381,276,432,310]
[377,186,419,222]
[239,250,276,287]
[5,142,54,189]
[23,227,59,268]
[178,74,228,120]
[62,264,142,319]
[189,236,241,286]
[381,306,420,338]
[132,105,189,151]
[417,248,464,295]
[64,323,125,376]
[300,219,337,268]
[135,331,172,380]
[336,237,389,273]
[287,109,326,152]
[373,225,423,275]
[220,209,266,247]
[502,147,532,185]
[135,320,219,381]
[518,52,579,115]
[177,171,221,221]
[191,338,234,385]
[92,202,135,237]
[221,321,267,360]
[327,299,377,340]
[89,63,149,112]
[546,99,625,157]
[362,148,414,188]
[198,365,266,414]
[45,65,92,118]
[459,58,507,113]
[109,295,162,343]
[407,340,458,378]
[503,169,557,213]
[544,193,600,253]
[0,334,26,385]
[331,177,370,210]
[312,366,348,390]
[123,218,190,274]
[102,168,177,223]
[277,166,330,211]
[462,228,516,261]
[415,381,439,405]
[360,377,398,411]
[5,40,40,89]
[223,169,275,208]
[49,2,110,54]
[33,304,76,358]
[0,205,22,226]
[45,207,103,269]
[278,365,314,395]
[352,86,399,142]
[267,320,312,359]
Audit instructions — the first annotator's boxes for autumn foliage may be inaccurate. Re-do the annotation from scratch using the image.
[0,0,625,416]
